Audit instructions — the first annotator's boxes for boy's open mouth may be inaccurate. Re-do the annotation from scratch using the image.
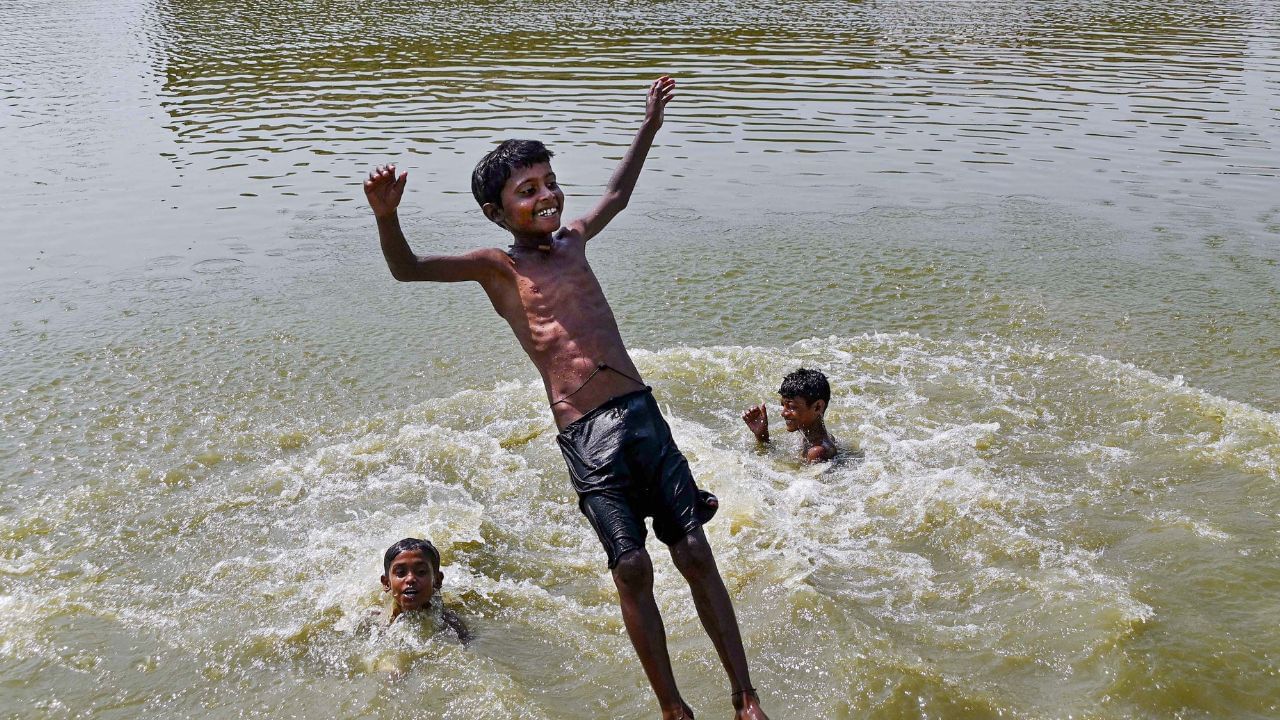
[536,208,558,217]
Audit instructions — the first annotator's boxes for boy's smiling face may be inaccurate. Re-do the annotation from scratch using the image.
[380,548,442,613]
[491,161,563,237]
[780,395,824,432]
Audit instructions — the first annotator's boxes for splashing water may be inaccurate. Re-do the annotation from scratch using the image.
[5,332,1278,718]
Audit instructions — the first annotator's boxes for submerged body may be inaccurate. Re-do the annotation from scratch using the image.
[743,368,840,463]
[379,540,469,640]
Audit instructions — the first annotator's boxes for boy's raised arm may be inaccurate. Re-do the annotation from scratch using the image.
[742,403,770,443]
[365,164,497,283]
[569,76,675,242]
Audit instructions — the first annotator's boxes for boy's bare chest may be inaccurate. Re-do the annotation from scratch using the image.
[511,258,605,310]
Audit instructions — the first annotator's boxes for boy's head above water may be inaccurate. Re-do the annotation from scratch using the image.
[472,139,562,240]
[778,368,830,432]
[380,537,443,615]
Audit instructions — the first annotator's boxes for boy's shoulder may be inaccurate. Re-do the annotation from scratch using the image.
[805,442,836,463]
[469,246,514,263]
[449,246,515,282]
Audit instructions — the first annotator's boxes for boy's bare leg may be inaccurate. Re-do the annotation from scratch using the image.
[612,549,696,719]
[669,527,771,720]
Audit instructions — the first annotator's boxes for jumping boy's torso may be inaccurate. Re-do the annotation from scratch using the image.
[477,228,645,430]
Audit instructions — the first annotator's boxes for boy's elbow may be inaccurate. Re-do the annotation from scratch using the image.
[386,262,419,282]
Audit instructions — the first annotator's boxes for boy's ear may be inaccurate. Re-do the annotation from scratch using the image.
[481,202,506,228]
[435,570,445,588]
[380,574,390,592]
[813,399,827,416]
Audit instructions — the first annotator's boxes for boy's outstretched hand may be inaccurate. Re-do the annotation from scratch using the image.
[742,403,769,443]
[365,164,407,219]
[644,76,676,129]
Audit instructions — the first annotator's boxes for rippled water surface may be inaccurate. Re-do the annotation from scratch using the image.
[3,1,1280,718]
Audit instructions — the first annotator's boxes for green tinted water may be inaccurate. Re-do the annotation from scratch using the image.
[3,1,1279,718]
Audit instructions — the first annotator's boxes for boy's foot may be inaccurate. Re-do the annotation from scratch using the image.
[732,689,769,720]
[696,489,718,525]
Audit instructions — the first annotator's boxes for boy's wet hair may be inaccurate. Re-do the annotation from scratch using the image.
[779,368,831,406]
[383,537,441,574]
[471,139,555,208]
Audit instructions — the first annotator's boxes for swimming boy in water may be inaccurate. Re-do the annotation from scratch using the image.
[364,76,768,720]
[380,537,469,640]
[742,368,839,463]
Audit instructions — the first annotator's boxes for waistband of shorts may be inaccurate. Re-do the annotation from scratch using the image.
[558,387,653,436]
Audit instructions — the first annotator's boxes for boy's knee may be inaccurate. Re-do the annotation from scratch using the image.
[611,548,653,590]
[671,530,715,578]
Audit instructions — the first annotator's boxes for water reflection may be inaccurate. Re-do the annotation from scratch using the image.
[147,0,1276,186]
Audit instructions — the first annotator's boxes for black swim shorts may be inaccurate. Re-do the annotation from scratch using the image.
[556,388,702,568]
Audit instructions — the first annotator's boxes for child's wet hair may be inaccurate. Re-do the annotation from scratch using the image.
[471,139,555,208]
[383,537,441,574]
[779,368,831,405]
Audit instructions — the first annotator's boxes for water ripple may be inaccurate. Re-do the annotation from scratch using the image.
[132,0,1279,186]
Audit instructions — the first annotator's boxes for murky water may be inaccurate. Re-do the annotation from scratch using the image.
[3,1,1279,718]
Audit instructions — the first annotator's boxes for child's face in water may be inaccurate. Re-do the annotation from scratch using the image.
[381,549,443,613]
[496,161,564,236]
[780,395,824,432]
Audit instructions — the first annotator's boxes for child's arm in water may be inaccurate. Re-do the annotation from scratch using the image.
[365,164,503,282]
[442,608,471,643]
[742,403,770,443]
[566,76,675,242]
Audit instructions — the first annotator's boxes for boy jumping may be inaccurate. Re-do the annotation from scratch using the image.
[364,77,768,720]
